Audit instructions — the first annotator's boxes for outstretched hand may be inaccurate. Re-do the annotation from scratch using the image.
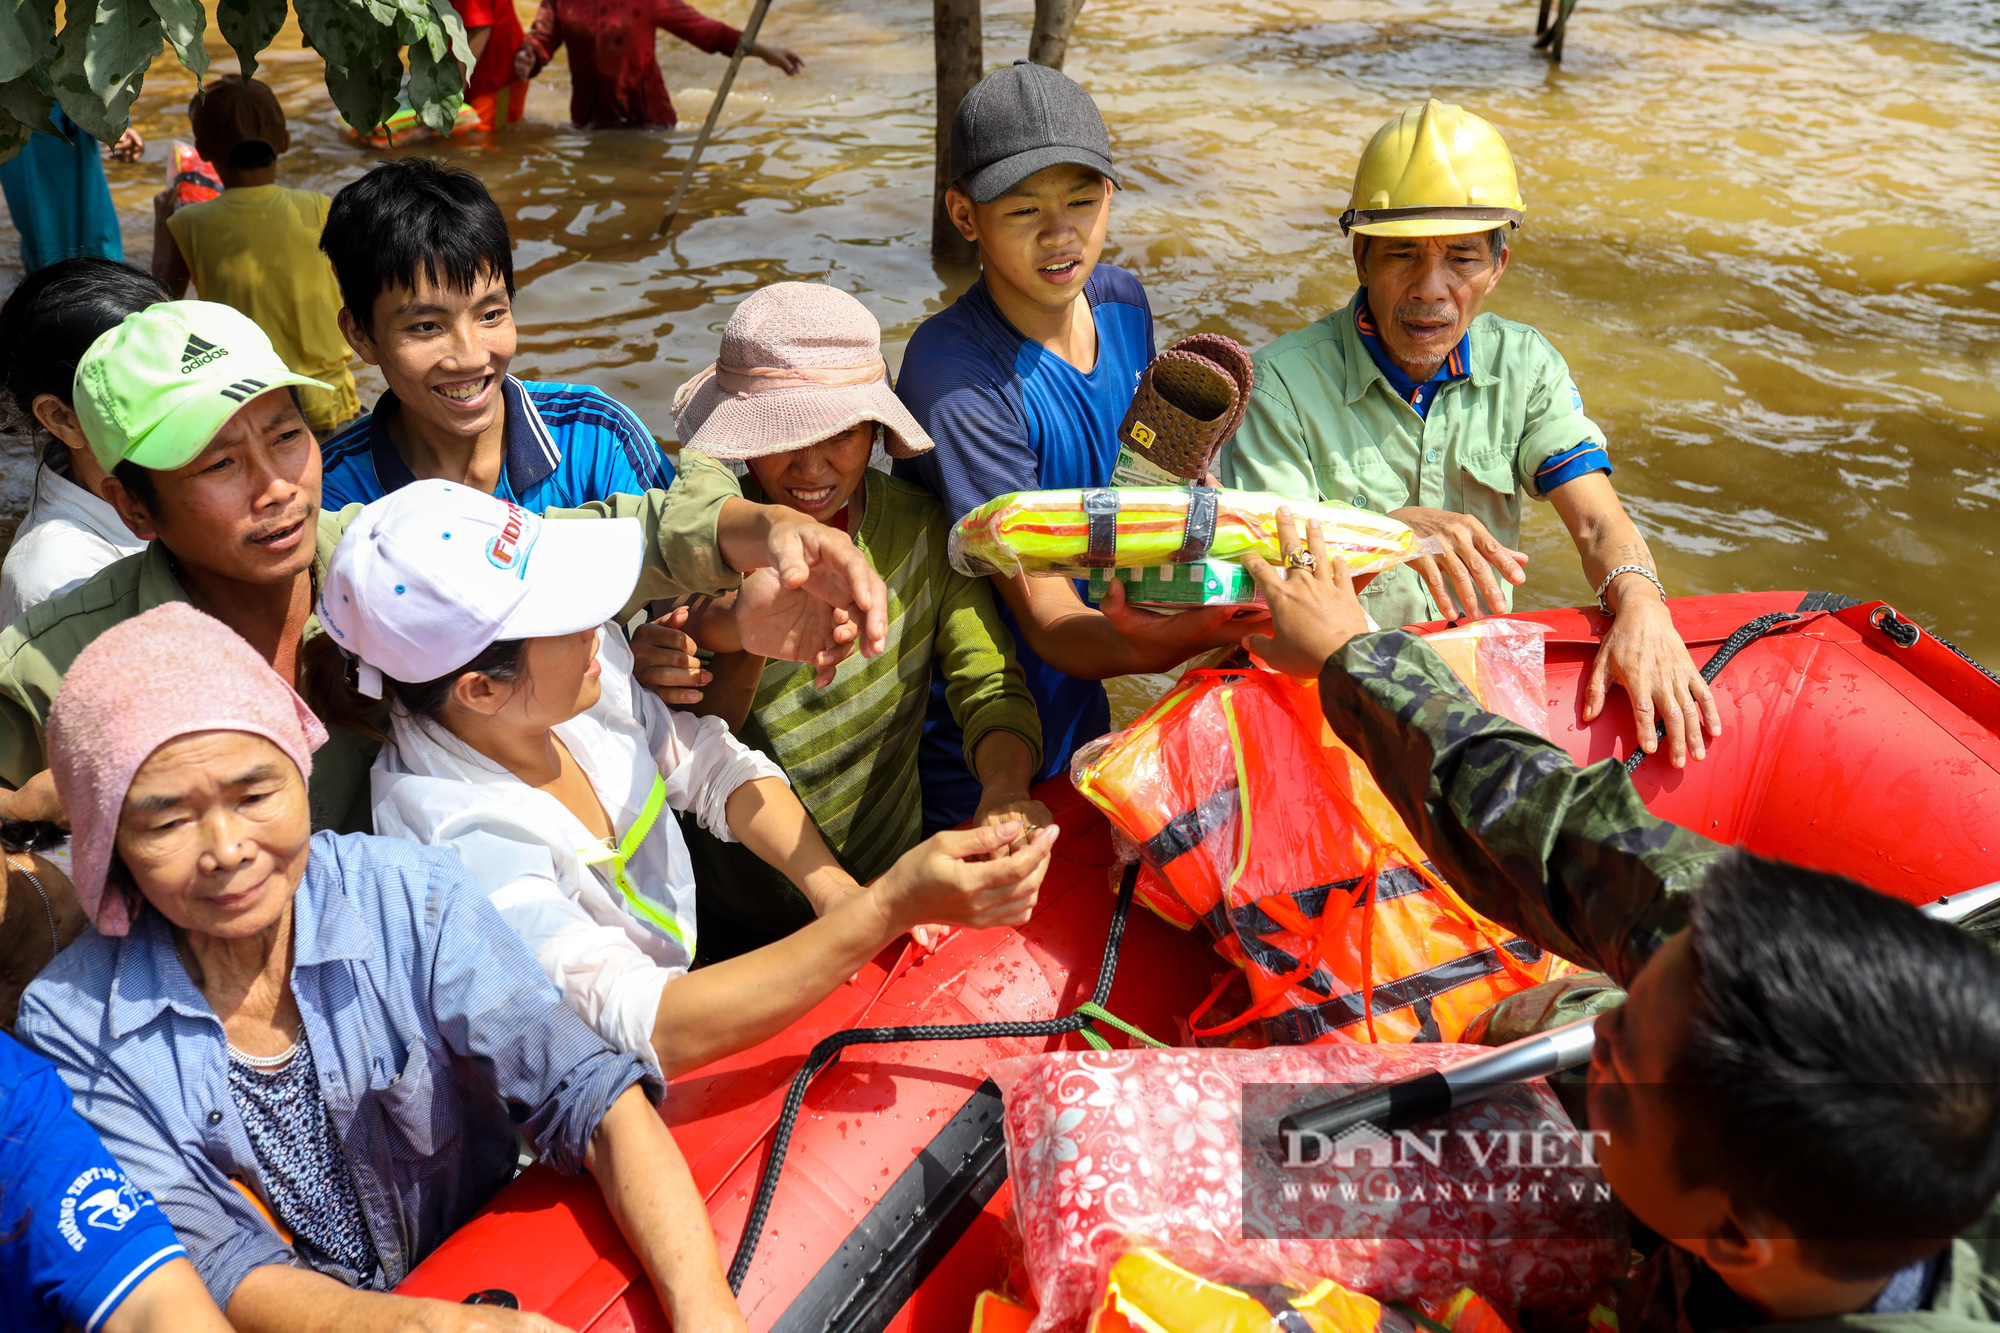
[1389,506,1529,619]
[1241,509,1373,678]
[733,568,859,688]
[877,821,1057,939]
[753,43,804,75]
[757,509,889,665]
[631,605,711,706]
[1096,577,1272,666]
[1584,589,1722,768]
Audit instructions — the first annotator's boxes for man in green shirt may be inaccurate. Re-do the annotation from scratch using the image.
[1243,518,2000,1333]
[1221,99,1719,769]
[0,300,891,833]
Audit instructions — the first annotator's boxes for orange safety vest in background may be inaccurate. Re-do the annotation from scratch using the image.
[1075,664,1552,1045]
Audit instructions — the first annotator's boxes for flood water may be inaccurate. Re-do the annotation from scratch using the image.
[2,0,1995,671]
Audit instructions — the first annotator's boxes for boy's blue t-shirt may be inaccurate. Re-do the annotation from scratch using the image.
[319,376,674,512]
[0,1032,186,1333]
[894,264,1155,829]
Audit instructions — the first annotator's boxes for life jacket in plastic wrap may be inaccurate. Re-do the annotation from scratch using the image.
[1084,1248,1526,1333]
[1074,664,1553,1045]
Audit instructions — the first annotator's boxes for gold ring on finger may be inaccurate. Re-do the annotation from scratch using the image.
[1286,549,1318,572]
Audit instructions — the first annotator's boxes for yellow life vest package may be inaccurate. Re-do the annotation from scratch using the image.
[950,487,1421,581]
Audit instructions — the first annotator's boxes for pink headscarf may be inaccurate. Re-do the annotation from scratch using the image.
[47,603,328,935]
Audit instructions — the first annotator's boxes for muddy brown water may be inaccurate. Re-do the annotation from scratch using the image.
[1,0,1994,721]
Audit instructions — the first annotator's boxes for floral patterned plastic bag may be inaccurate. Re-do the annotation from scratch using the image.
[991,1045,1622,1333]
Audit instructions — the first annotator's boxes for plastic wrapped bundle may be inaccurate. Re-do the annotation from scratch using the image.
[992,1045,1622,1333]
[1419,620,1553,737]
[1086,1249,1525,1333]
[950,488,1419,581]
[165,143,220,210]
[1071,663,1555,1045]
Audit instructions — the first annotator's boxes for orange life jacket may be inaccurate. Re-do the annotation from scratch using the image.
[1089,1248,1420,1333]
[1075,665,1551,1045]
[1415,1286,1522,1333]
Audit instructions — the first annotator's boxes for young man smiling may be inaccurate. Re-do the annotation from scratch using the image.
[316,157,673,512]
[0,301,893,834]
[894,61,1262,832]
[1245,518,2000,1333]
[1223,100,1717,770]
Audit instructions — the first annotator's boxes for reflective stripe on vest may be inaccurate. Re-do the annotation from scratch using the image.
[577,772,694,957]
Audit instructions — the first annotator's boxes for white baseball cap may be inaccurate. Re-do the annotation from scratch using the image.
[318,479,643,697]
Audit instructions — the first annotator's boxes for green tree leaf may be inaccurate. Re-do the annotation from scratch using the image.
[0,101,31,165]
[0,0,58,85]
[216,0,289,81]
[153,0,209,85]
[0,67,56,134]
[406,25,463,135]
[295,0,404,133]
[49,0,161,143]
[427,0,473,71]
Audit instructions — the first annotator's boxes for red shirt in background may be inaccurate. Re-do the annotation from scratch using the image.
[520,0,741,129]
[454,0,529,124]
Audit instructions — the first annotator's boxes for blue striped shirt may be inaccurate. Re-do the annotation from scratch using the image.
[319,376,674,511]
[16,831,654,1306]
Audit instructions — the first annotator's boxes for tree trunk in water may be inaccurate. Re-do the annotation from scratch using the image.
[1028,0,1084,68]
[931,0,983,266]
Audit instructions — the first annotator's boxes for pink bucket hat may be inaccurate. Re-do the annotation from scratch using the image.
[46,603,328,936]
[672,282,933,460]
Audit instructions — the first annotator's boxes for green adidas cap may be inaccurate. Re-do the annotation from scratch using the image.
[74,300,332,473]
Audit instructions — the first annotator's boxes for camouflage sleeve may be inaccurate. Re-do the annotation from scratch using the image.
[1319,628,1727,986]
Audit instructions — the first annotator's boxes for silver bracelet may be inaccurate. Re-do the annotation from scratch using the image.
[1596,563,1665,615]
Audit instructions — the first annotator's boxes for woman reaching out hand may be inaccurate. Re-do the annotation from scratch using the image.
[316,480,1054,1079]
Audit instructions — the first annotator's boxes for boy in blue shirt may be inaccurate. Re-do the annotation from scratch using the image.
[895,62,1265,830]
[316,158,672,511]
[0,1031,235,1333]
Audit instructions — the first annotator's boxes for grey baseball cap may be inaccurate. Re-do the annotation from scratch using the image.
[950,61,1119,204]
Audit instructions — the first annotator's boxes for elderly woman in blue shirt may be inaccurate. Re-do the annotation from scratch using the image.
[15,603,745,1333]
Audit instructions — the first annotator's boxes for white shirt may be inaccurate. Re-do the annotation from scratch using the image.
[371,626,788,1069]
[0,463,146,627]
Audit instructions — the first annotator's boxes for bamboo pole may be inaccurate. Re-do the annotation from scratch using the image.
[657,0,776,236]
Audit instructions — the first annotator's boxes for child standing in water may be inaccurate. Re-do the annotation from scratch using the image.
[324,479,1052,1076]
[151,76,361,438]
[659,282,1049,957]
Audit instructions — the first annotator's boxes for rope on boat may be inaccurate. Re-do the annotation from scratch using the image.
[726,861,1161,1293]
[1873,604,2000,689]
[1625,611,1803,777]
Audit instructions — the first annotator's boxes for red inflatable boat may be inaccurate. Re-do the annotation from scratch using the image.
[397,590,2000,1332]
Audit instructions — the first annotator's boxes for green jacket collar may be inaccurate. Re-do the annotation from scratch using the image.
[134,509,344,633]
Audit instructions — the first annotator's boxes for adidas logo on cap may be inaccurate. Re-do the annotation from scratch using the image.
[180,333,228,374]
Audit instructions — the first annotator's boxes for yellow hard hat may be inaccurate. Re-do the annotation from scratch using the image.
[1340,99,1525,238]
